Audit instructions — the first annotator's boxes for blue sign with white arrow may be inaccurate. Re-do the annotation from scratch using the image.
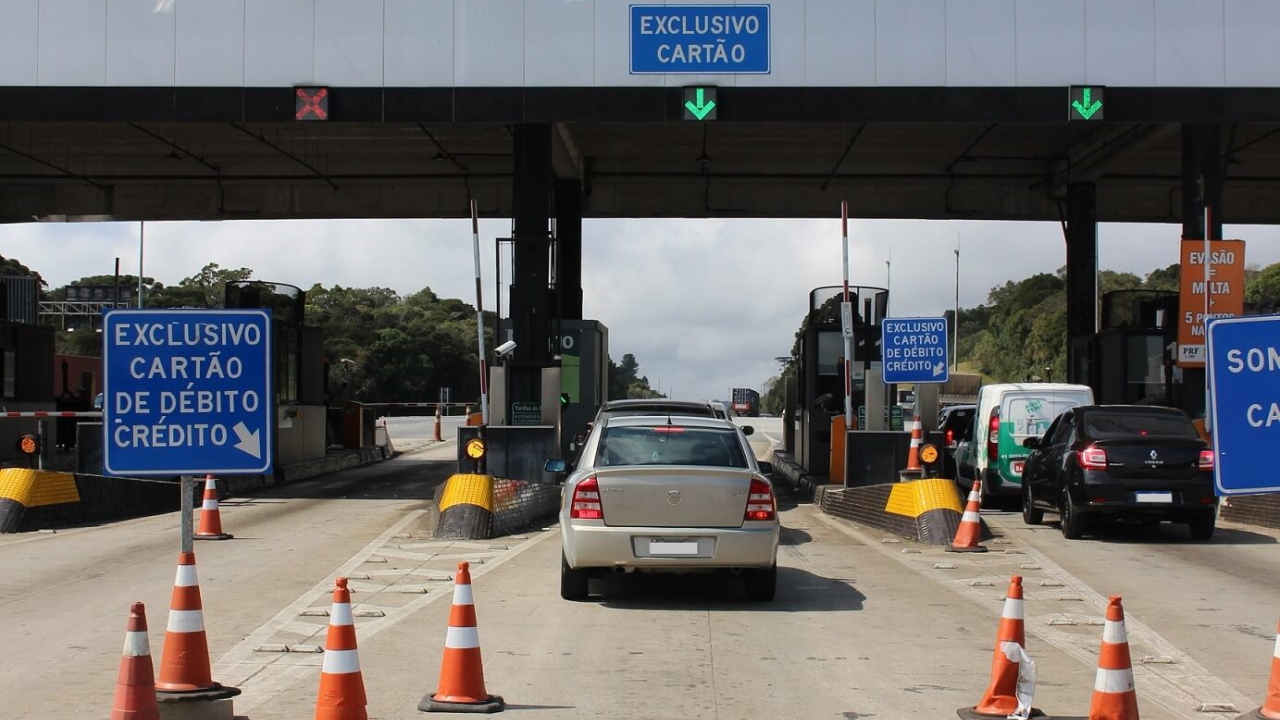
[103,309,273,476]
[1207,314,1280,496]
[882,317,950,385]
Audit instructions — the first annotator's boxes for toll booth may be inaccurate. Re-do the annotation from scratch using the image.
[795,286,887,478]
[1072,290,1183,408]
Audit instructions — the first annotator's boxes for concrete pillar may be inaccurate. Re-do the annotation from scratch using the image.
[1065,182,1097,384]
[509,125,554,404]
[555,178,583,321]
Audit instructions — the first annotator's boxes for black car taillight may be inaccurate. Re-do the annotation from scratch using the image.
[1078,444,1108,471]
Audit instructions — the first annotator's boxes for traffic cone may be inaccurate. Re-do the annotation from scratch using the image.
[194,475,232,540]
[434,406,444,442]
[315,577,367,720]
[1238,617,1280,720]
[947,480,989,553]
[111,602,160,720]
[155,552,237,700]
[905,416,923,471]
[419,562,504,713]
[964,575,1026,717]
[1089,596,1139,720]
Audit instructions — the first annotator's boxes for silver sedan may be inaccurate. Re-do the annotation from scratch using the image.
[548,415,780,601]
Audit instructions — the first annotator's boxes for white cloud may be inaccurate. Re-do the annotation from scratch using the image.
[5,217,1280,402]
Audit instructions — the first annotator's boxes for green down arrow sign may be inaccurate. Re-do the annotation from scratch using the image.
[1069,85,1104,121]
[683,87,718,121]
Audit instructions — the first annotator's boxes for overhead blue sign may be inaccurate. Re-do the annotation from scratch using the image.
[630,4,770,74]
[1207,315,1280,496]
[103,309,273,476]
[882,317,949,385]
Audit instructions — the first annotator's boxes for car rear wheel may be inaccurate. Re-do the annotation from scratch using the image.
[1059,495,1084,540]
[1188,513,1216,541]
[1022,485,1044,525]
[560,553,590,601]
[743,564,777,602]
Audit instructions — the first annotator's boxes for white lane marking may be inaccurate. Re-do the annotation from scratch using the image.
[813,511,1251,720]
[321,648,361,674]
[445,625,480,649]
[1095,667,1136,693]
[123,631,151,657]
[167,609,205,633]
[216,513,552,713]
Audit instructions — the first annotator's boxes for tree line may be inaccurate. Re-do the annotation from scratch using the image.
[6,256,661,404]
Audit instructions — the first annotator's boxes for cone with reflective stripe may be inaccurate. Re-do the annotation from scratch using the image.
[961,575,1027,717]
[316,577,367,720]
[434,406,444,442]
[194,475,233,540]
[111,602,160,720]
[948,480,989,553]
[155,551,239,701]
[906,416,923,471]
[420,562,504,713]
[1237,617,1280,720]
[1089,596,1138,720]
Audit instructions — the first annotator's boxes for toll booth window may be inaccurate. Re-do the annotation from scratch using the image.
[279,330,299,403]
[817,332,843,376]
[1126,335,1165,404]
[2,351,13,399]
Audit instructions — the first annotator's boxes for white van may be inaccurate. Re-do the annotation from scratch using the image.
[958,383,1094,502]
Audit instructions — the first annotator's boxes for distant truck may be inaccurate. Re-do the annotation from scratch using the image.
[731,388,760,418]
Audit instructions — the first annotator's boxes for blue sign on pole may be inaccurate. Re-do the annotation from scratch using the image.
[630,4,771,74]
[882,317,950,385]
[103,309,273,476]
[1207,314,1280,496]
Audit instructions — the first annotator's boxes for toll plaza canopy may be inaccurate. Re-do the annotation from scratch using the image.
[0,0,1279,223]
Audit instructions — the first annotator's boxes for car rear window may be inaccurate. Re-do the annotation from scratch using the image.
[597,426,748,468]
[1083,411,1199,440]
[603,405,715,419]
[1004,396,1082,438]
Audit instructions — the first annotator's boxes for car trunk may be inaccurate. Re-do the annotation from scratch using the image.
[1091,438,1203,481]
[594,466,753,528]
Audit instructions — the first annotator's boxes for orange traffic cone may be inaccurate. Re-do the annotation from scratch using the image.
[948,480,988,553]
[111,602,160,720]
[962,575,1027,717]
[194,476,232,540]
[315,577,367,720]
[155,552,239,701]
[905,415,923,471]
[419,562,504,713]
[434,406,444,442]
[1239,617,1280,720]
[1090,596,1139,720]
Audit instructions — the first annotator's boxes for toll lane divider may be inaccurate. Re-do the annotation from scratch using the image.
[434,473,560,541]
[815,478,992,546]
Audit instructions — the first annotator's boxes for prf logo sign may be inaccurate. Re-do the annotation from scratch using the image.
[630,5,770,74]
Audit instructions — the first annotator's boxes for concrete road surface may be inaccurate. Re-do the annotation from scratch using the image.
[2,427,1276,720]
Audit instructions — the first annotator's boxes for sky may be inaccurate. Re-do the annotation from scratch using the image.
[5,218,1279,402]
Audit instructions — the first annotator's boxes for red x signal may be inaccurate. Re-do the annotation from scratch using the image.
[296,87,328,121]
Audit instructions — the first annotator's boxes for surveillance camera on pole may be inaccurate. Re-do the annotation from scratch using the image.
[495,340,517,358]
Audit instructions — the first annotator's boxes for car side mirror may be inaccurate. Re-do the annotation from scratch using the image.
[741,426,754,436]
[545,458,568,474]
[757,461,774,476]
[1022,438,1040,450]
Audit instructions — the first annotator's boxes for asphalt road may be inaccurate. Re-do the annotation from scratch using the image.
[2,424,1276,720]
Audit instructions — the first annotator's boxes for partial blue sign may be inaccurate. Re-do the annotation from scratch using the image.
[882,317,950,385]
[630,4,770,74]
[103,309,273,476]
[1207,315,1280,496]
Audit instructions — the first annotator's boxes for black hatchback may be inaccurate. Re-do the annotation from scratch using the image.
[1020,405,1217,540]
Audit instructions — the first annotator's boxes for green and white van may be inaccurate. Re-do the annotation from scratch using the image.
[965,383,1094,500]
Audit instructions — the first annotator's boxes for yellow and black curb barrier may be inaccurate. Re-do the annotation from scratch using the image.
[0,468,81,533]
[434,473,562,540]
[815,478,993,545]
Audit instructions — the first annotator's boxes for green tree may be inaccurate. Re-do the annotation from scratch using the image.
[1245,263,1280,313]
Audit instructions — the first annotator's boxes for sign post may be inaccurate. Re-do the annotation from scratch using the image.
[882,318,950,385]
[1207,315,1280,496]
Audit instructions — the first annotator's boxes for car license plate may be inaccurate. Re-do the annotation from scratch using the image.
[1134,491,1173,504]
[649,540,698,556]
[1012,461,1025,475]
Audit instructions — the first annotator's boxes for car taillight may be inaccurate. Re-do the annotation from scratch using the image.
[745,478,775,522]
[570,477,603,520]
[1078,444,1108,471]
[1198,449,1215,470]
[987,410,1000,461]
[945,429,955,446]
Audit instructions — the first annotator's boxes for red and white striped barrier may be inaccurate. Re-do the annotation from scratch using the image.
[2,411,103,419]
